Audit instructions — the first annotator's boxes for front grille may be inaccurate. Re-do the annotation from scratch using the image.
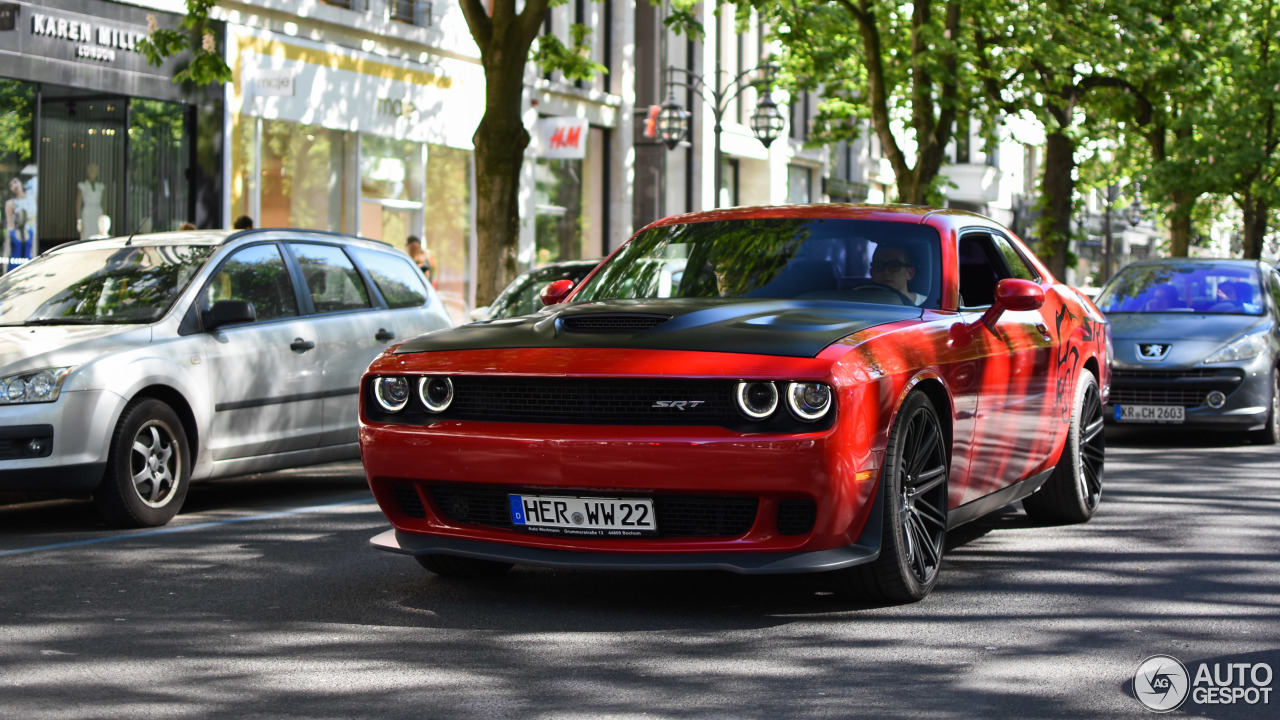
[448,377,737,425]
[1110,368,1244,408]
[777,499,817,535]
[561,314,670,333]
[428,485,758,538]
[393,484,426,518]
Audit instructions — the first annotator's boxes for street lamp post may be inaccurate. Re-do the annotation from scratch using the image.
[656,43,785,208]
[1102,184,1119,283]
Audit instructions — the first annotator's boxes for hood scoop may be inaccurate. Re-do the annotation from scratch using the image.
[560,314,671,334]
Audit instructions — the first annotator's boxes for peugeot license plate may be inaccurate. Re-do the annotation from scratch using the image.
[509,495,658,537]
[1115,404,1185,423]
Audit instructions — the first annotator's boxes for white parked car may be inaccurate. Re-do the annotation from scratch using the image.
[0,229,451,527]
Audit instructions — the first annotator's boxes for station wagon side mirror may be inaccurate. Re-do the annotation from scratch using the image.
[539,279,576,307]
[204,300,257,331]
[979,278,1045,331]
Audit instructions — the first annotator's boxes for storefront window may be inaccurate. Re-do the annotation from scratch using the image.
[39,92,127,245]
[260,120,347,231]
[1,79,36,273]
[787,164,813,204]
[534,126,604,265]
[129,100,191,233]
[360,134,424,246]
[425,144,472,324]
[535,158,583,265]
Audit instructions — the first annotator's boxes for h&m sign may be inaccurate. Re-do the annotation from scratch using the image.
[535,116,589,160]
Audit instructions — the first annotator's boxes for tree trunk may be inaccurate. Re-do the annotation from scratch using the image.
[462,0,547,307]
[1241,197,1269,259]
[1168,189,1195,257]
[1036,131,1075,281]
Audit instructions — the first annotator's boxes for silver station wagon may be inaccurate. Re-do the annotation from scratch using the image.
[0,229,451,526]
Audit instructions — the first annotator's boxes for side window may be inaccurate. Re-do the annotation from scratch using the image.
[351,247,430,309]
[992,235,1039,281]
[204,244,299,321]
[289,243,372,314]
[957,233,1009,308]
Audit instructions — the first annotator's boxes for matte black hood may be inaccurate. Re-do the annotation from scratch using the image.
[396,299,922,358]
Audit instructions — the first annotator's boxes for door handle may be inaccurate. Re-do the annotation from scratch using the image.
[375,328,395,342]
[290,338,315,352]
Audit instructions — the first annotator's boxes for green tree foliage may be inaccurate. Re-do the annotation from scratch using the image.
[750,0,969,206]
[138,0,230,86]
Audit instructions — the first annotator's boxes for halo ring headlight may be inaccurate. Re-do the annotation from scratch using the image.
[418,376,454,413]
[735,381,779,420]
[373,376,410,413]
[786,382,832,421]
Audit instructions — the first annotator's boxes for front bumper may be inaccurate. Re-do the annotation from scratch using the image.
[1107,356,1275,430]
[0,389,121,491]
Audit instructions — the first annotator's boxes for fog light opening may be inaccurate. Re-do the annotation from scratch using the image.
[1206,391,1227,409]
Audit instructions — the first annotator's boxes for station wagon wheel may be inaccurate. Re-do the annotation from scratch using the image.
[93,399,191,528]
[1023,371,1104,523]
[1248,368,1279,445]
[839,391,949,604]
[416,554,513,579]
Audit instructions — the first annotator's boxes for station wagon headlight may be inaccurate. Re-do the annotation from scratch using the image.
[1204,332,1269,364]
[373,376,410,413]
[418,377,454,413]
[786,382,833,421]
[0,367,72,405]
[735,381,779,420]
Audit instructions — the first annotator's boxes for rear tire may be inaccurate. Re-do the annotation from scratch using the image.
[836,391,949,604]
[1247,368,1279,445]
[1023,371,1104,524]
[93,399,190,528]
[415,554,513,578]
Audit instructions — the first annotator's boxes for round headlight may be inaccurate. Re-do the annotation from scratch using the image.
[373,376,410,413]
[418,376,454,413]
[28,371,55,401]
[786,382,832,421]
[735,381,778,420]
[6,379,25,402]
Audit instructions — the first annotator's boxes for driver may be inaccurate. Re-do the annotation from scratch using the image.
[869,245,925,305]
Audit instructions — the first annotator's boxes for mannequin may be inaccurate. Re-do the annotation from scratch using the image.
[77,163,105,241]
[5,176,37,268]
[91,214,112,239]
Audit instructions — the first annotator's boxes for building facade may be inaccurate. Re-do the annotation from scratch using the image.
[0,0,221,270]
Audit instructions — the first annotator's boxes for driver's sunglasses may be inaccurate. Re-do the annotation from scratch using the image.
[870,261,913,273]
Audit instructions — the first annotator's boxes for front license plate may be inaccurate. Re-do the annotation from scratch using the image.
[509,495,657,537]
[1115,404,1185,423]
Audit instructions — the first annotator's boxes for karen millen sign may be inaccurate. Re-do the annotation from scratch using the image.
[29,11,146,63]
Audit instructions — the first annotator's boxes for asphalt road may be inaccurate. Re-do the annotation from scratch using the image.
[1,427,1277,719]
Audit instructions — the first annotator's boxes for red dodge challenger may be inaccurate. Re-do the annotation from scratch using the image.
[358,205,1111,603]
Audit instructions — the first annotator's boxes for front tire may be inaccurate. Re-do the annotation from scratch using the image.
[1023,371,1104,523]
[837,391,949,603]
[1247,368,1279,445]
[93,399,191,528]
[416,554,513,578]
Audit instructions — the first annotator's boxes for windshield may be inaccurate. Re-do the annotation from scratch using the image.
[1096,264,1265,315]
[491,262,598,319]
[0,245,215,326]
[572,218,942,308]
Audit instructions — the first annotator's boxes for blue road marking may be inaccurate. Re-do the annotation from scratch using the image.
[0,496,375,558]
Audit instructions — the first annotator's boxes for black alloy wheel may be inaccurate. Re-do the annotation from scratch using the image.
[839,391,949,603]
[1023,371,1104,523]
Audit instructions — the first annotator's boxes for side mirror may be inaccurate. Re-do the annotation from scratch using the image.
[978,278,1044,331]
[539,279,576,307]
[205,299,256,331]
